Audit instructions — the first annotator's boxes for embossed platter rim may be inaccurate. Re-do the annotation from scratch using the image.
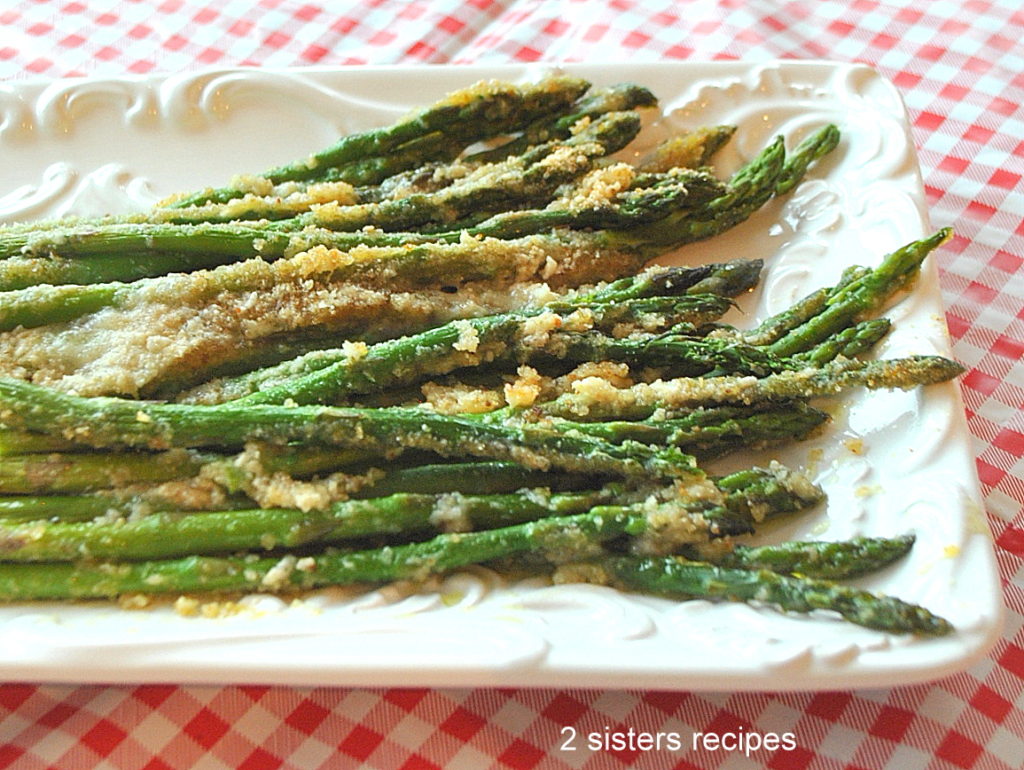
[0,61,1003,690]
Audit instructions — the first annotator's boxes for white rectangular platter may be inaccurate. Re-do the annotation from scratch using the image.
[0,61,1003,690]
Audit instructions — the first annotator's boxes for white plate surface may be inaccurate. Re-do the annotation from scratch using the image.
[0,62,1003,690]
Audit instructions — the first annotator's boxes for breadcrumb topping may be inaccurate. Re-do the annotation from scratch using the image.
[503,365,544,409]
[0,232,647,396]
[341,340,369,362]
[420,381,504,414]
[262,555,298,590]
[558,163,635,211]
[429,492,474,533]
[451,320,480,353]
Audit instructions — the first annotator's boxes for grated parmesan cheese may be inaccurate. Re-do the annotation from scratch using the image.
[421,381,504,414]
[552,563,610,586]
[261,555,298,590]
[429,493,474,533]
[451,320,480,353]
[341,340,369,362]
[503,365,543,408]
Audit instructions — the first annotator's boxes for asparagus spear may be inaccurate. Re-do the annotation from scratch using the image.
[349,460,595,498]
[529,355,965,422]
[0,173,727,288]
[570,260,760,301]
[0,250,254,291]
[0,488,619,562]
[589,555,952,635]
[0,126,804,288]
[309,131,458,190]
[741,288,830,348]
[768,229,952,357]
[184,295,734,406]
[606,124,839,254]
[0,230,653,332]
[312,111,643,229]
[692,535,916,579]
[0,534,950,636]
[0,457,810,527]
[158,110,644,227]
[0,431,823,535]
[531,401,829,454]
[9,82,640,232]
[523,329,795,378]
[0,378,701,481]
[0,282,121,330]
[695,229,939,377]
[464,82,657,164]
[775,124,842,195]
[361,462,823,527]
[203,83,653,199]
[0,439,382,495]
[0,449,212,494]
[0,502,669,600]
[0,490,929,640]
[794,318,891,366]
[226,311,788,409]
[177,258,760,405]
[0,457,826,563]
[0,220,293,264]
[0,472,821,599]
[0,490,253,523]
[0,119,834,264]
[413,167,728,240]
[0,126,814,302]
[0,428,79,454]
[603,134,787,253]
[0,246,766,400]
[680,258,765,298]
[636,125,737,173]
[738,266,870,347]
[165,75,593,208]
[0,495,132,523]
[700,310,890,380]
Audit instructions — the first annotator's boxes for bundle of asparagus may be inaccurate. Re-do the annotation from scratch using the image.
[0,74,840,398]
[0,75,961,636]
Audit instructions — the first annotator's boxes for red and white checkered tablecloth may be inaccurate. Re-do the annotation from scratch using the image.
[1,1,1021,768]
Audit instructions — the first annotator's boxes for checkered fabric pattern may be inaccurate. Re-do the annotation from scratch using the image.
[1,1,1021,767]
